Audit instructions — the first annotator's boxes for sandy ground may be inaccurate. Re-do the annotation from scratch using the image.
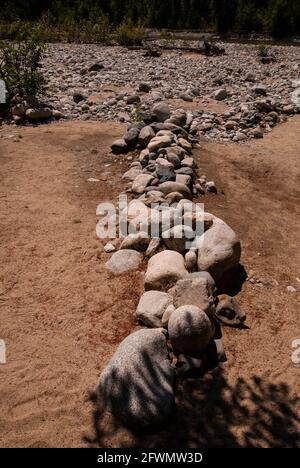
[0,118,299,448]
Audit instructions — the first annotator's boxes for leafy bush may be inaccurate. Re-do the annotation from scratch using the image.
[0,26,46,101]
[114,21,145,46]
[258,44,270,57]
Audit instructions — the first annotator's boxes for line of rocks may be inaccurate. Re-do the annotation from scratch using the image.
[96,103,247,430]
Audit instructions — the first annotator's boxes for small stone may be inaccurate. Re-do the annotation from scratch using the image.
[152,102,171,122]
[126,94,141,105]
[132,174,154,194]
[287,286,297,293]
[215,294,246,327]
[104,242,116,253]
[205,181,218,193]
[185,250,197,272]
[120,233,151,252]
[215,89,227,101]
[111,138,128,155]
[138,82,151,93]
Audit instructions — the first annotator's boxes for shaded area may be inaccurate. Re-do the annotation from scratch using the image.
[84,369,300,448]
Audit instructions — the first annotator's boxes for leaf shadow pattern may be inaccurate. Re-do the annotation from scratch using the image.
[83,358,300,448]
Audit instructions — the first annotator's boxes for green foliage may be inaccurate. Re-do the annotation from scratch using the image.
[0,0,300,39]
[114,20,145,46]
[0,26,46,101]
[258,44,270,57]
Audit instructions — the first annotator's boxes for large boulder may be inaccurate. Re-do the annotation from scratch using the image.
[136,291,173,327]
[168,305,214,353]
[105,249,142,274]
[196,217,241,282]
[145,250,188,291]
[169,275,216,317]
[96,328,175,428]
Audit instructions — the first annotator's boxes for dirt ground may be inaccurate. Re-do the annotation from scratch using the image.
[0,118,299,448]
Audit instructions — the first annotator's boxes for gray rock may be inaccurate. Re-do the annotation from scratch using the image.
[122,166,143,181]
[215,294,246,327]
[105,249,142,274]
[145,250,188,291]
[96,328,175,428]
[152,102,171,122]
[196,217,241,282]
[120,232,151,252]
[126,94,141,105]
[170,275,216,317]
[139,126,155,147]
[158,182,192,200]
[215,89,227,101]
[136,291,173,328]
[138,82,151,93]
[132,174,154,194]
[145,237,162,257]
[168,305,214,353]
[111,138,128,155]
[162,225,195,254]
[124,127,140,147]
[253,84,267,96]
[185,249,197,272]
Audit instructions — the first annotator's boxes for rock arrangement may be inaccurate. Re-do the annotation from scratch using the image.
[41,42,300,142]
[96,102,247,429]
[7,95,63,125]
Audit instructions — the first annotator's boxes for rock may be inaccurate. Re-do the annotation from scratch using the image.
[162,225,195,254]
[139,149,150,166]
[189,271,217,296]
[145,237,162,257]
[245,73,256,82]
[235,132,247,142]
[121,200,151,236]
[104,242,116,253]
[170,276,215,317]
[96,328,175,428]
[11,104,26,117]
[178,138,193,154]
[158,182,192,200]
[176,167,194,176]
[105,249,142,274]
[215,294,246,327]
[138,126,155,147]
[136,291,173,328]
[253,84,267,95]
[181,157,195,168]
[225,121,236,131]
[124,127,140,147]
[252,127,264,139]
[73,92,85,103]
[182,212,214,234]
[165,192,185,204]
[205,181,218,193]
[88,63,104,72]
[168,305,214,353]
[176,174,192,186]
[196,217,241,282]
[185,250,197,272]
[148,135,173,152]
[162,304,176,328]
[52,110,64,119]
[180,93,193,102]
[152,102,171,122]
[120,232,151,252]
[122,166,143,181]
[145,250,188,291]
[25,108,52,120]
[132,174,154,194]
[111,138,128,154]
[126,94,141,105]
[215,89,227,101]
[138,82,151,93]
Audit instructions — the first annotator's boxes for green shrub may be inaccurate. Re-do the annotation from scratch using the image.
[258,44,270,57]
[0,26,46,101]
[114,20,145,46]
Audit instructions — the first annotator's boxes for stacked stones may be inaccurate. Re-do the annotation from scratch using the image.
[8,95,63,125]
[96,102,246,430]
